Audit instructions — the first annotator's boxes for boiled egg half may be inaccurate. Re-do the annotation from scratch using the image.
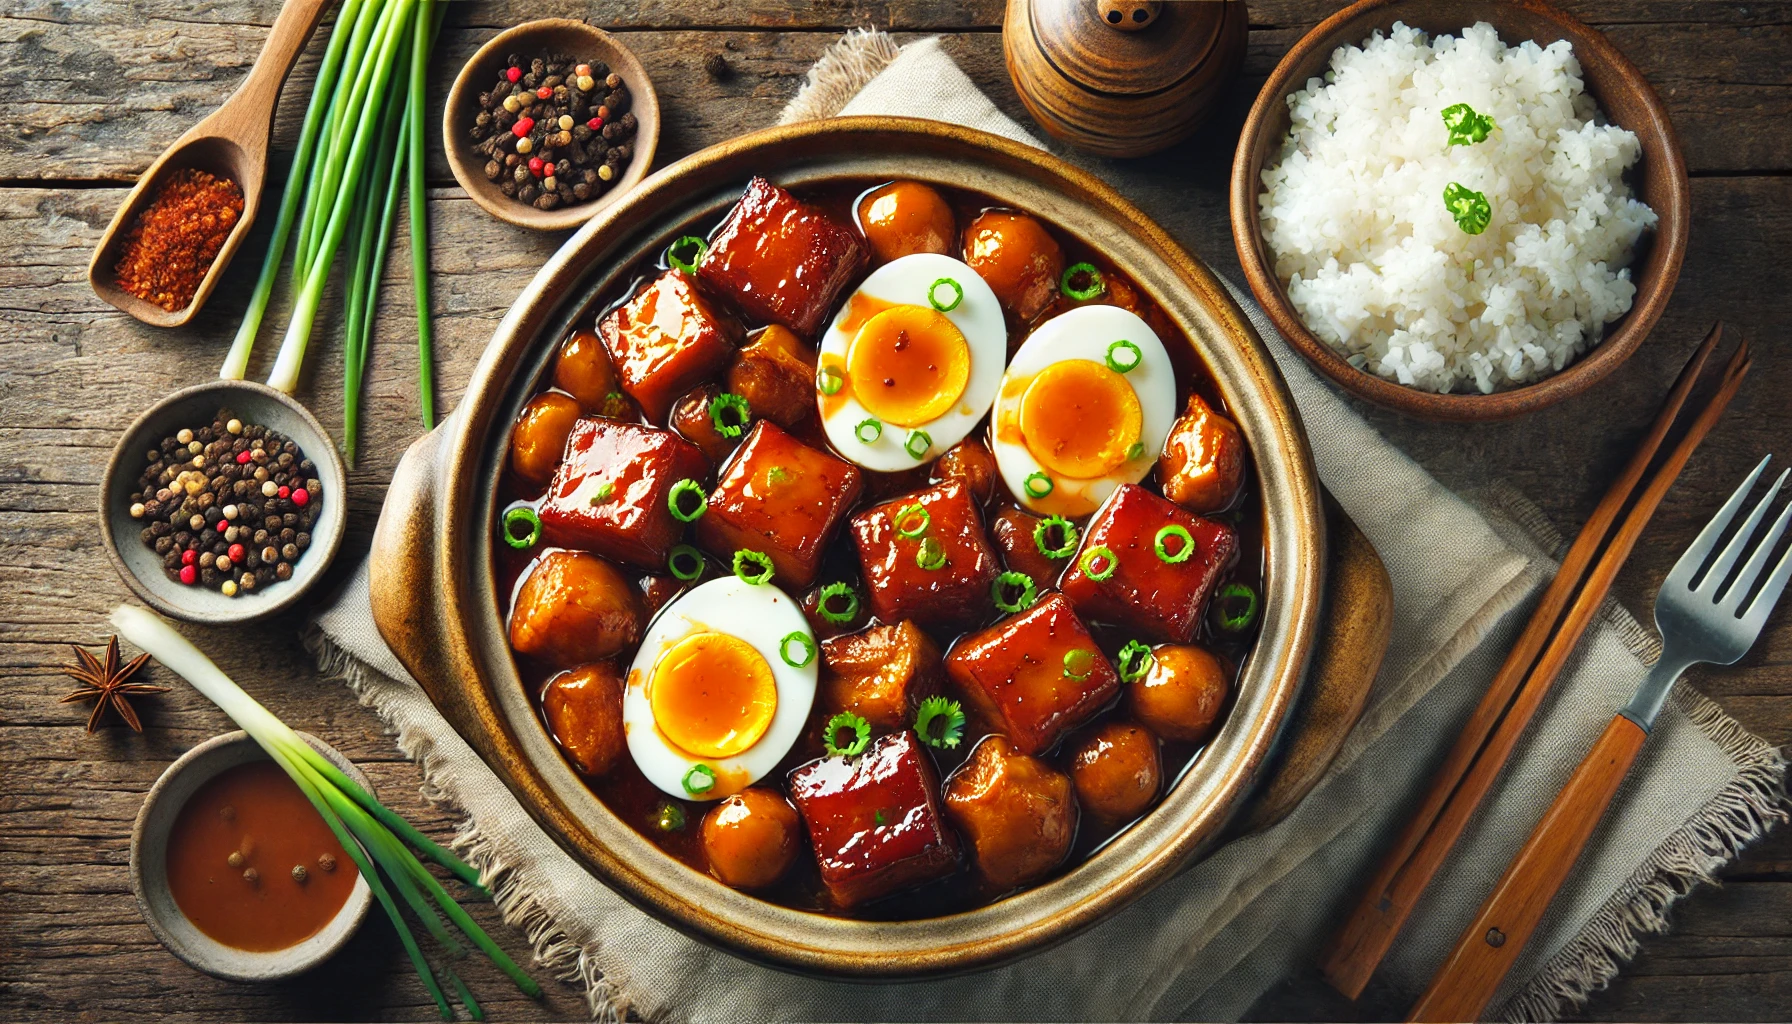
[624,576,817,801]
[992,305,1177,517]
[816,252,1006,471]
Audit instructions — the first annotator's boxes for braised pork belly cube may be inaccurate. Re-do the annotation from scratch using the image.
[727,325,817,429]
[696,421,863,589]
[1058,484,1238,644]
[598,270,743,423]
[787,730,959,908]
[819,621,945,731]
[943,735,1078,890]
[851,481,1000,634]
[944,592,1119,755]
[697,176,867,338]
[538,419,709,569]
[1157,393,1247,514]
[509,551,644,668]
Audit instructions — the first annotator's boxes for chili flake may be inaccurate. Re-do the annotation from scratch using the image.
[113,168,244,312]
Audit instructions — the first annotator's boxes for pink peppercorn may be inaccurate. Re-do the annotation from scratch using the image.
[228,543,245,562]
[236,451,253,465]
[587,116,603,131]
[528,156,545,177]
[179,565,198,585]
[181,549,197,567]
[292,488,310,508]
[512,116,535,138]
[278,485,291,499]
[537,86,553,100]
[506,66,522,83]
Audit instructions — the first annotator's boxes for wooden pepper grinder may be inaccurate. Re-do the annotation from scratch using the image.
[1004,0,1248,157]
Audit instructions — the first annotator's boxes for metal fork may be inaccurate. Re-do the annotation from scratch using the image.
[1410,455,1792,1022]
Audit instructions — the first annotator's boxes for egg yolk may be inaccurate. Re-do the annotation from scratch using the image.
[649,632,778,759]
[846,304,971,427]
[1018,359,1143,479]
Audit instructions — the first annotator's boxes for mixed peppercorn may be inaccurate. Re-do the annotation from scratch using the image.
[129,409,321,596]
[469,52,640,212]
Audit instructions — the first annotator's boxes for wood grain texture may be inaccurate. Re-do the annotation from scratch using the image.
[0,1,1787,1020]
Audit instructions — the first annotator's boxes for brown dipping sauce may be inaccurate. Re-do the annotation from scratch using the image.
[164,760,356,951]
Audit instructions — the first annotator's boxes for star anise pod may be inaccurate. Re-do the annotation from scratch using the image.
[59,635,168,733]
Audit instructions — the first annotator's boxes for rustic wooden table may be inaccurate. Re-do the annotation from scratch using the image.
[1,1,1786,1020]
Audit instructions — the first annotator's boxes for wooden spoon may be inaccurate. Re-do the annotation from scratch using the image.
[87,0,335,328]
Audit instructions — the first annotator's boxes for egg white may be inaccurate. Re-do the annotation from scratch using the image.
[992,305,1178,516]
[623,576,817,801]
[817,253,1006,472]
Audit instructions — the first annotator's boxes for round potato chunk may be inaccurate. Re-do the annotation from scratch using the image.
[930,438,997,506]
[553,329,620,413]
[857,181,955,263]
[509,550,644,667]
[701,787,804,890]
[1158,394,1246,514]
[1127,644,1230,744]
[942,735,1078,890]
[961,210,1065,323]
[540,663,627,777]
[1068,721,1161,829]
[510,391,582,487]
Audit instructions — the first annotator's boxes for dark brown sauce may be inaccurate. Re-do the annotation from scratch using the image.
[492,178,1264,918]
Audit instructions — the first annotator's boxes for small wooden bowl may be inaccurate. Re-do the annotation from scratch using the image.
[444,20,660,232]
[1230,0,1689,421]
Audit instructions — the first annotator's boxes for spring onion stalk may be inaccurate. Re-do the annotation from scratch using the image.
[293,0,384,281]
[408,0,435,428]
[295,0,397,280]
[344,47,412,464]
[110,604,540,1018]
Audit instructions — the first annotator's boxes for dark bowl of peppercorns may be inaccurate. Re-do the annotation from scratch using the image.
[446,19,660,231]
[100,380,348,625]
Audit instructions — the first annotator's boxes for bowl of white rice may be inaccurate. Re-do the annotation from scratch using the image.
[1230,0,1688,420]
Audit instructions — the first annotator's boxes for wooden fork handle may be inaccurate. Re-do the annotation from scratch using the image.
[1407,714,1648,1022]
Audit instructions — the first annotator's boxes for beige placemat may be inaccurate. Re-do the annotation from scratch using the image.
[309,32,1786,1022]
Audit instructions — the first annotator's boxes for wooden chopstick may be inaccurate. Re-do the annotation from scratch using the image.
[1319,322,1732,999]
[1408,336,1753,1023]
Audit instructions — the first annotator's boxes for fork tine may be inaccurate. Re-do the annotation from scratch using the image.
[1670,454,1772,591]
[1742,510,1792,633]
[1720,472,1792,610]
[1709,468,1790,600]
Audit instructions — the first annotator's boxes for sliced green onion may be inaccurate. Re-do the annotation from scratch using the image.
[654,800,686,832]
[667,235,709,275]
[1214,581,1261,633]
[817,366,844,396]
[1155,524,1195,564]
[914,695,966,750]
[681,763,717,795]
[766,465,789,486]
[709,392,750,438]
[1060,262,1105,301]
[589,481,614,505]
[1106,339,1143,373]
[779,630,817,668]
[816,581,860,625]
[668,479,707,522]
[1127,441,1146,460]
[904,429,931,461]
[1024,472,1054,499]
[667,544,705,581]
[1441,102,1496,147]
[823,711,871,758]
[1062,648,1096,681]
[502,507,542,549]
[916,537,948,571]
[855,418,883,444]
[1116,639,1154,683]
[1034,514,1078,559]
[928,277,964,312]
[1080,545,1118,581]
[894,504,930,539]
[991,571,1037,614]
[1444,182,1492,235]
[732,549,775,585]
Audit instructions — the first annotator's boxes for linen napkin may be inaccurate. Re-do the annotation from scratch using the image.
[310,33,1786,1022]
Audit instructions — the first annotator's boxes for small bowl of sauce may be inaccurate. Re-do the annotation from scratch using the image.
[130,731,373,980]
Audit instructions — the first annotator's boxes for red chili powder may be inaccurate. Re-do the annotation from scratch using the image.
[114,168,245,312]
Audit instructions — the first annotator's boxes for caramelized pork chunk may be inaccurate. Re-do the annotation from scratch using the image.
[540,663,628,777]
[509,391,582,488]
[944,592,1119,756]
[819,621,945,731]
[598,270,743,423]
[701,788,804,890]
[1058,484,1238,644]
[538,419,710,570]
[698,176,868,338]
[1158,393,1246,514]
[942,735,1077,890]
[1127,643,1230,744]
[851,481,1000,634]
[1067,721,1161,829]
[696,420,864,589]
[727,325,817,429]
[788,730,960,907]
[961,210,1064,323]
[509,551,644,667]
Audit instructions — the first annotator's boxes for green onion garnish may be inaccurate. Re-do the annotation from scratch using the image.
[708,392,750,438]
[1214,581,1261,633]
[668,479,707,522]
[1441,102,1496,147]
[816,581,860,625]
[894,504,931,539]
[1106,339,1143,373]
[654,800,686,832]
[667,544,705,581]
[916,537,948,571]
[681,763,717,795]
[914,695,966,750]
[667,235,709,275]
[1080,545,1118,581]
[502,507,542,549]
[779,630,817,668]
[766,465,789,486]
[1127,441,1146,460]
[589,481,614,505]
[823,711,871,758]
[1024,472,1054,499]
[732,549,775,586]
[1060,262,1105,301]
[991,571,1037,614]
[817,366,844,396]
[928,277,964,312]
[1155,524,1196,564]
[1062,648,1096,681]
[1116,639,1154,683]
[1444,182,1492,235]
[1034,514,1078,559]
[904,429,932,460]
[855,418,883,444]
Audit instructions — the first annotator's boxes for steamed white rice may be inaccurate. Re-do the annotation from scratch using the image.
[1259,22,1657,394]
